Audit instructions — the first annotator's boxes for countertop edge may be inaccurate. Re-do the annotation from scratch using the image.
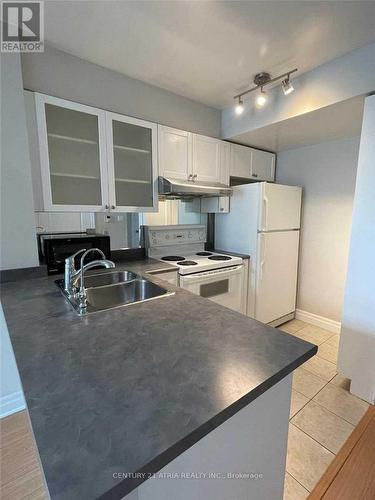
[98,343,317,499]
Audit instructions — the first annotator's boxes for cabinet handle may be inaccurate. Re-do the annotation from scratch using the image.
[111,205,116,210]
[252,173,258,178]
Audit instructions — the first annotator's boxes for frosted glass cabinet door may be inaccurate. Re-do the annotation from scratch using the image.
[106,113,158,212]
[36,94,108,211]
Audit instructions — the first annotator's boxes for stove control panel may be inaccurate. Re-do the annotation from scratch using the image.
[145,225,206,247]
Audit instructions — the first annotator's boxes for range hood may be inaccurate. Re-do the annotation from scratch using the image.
[158,176,232,199]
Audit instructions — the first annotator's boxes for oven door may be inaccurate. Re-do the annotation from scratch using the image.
[179,265,245,313]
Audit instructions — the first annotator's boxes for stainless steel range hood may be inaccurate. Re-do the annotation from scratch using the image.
[158,176,232,199]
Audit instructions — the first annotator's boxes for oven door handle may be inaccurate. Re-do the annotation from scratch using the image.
[181,265,243,280]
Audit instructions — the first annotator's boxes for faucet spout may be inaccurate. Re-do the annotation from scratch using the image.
[78,250,115,307]
[64,248,115,301]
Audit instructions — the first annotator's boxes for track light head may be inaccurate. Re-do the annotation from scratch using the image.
[235,96,244,115]
[282,77,294,95]
[255,87,267,108]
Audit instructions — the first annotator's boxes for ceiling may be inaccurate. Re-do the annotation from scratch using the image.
[43,1,375,108]
[231,96,365,152]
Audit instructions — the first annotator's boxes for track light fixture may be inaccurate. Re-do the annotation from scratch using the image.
[235,96,244,115]
[255,87,267,108]
[282,76,294,95]
[233,68,297,113]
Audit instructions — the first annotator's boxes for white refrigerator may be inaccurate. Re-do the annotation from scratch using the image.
[215,182,302,326]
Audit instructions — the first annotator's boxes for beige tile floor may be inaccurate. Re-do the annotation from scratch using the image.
[280,319,370,500]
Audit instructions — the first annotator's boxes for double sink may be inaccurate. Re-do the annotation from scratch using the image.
[56,270,174,315]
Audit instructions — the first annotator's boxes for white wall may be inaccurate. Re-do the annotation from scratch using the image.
[276,136,360,322]
[0,52,39,270]
[0,304,25,417]
[338,95,375,404]
[22,45,221,138]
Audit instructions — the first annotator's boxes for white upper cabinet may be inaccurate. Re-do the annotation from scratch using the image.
[191,134,221,183]
[106,112,158,212]
[219,141,231,185]
[251,148,275,182]
[36,93,109,212]
[158,126,229,186]
[230,143,252,179]
[34,93,158,212]
[158,125,192,181]
[230,143,275,182]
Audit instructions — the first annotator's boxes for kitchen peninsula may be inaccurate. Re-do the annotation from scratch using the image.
[1,258,316,500]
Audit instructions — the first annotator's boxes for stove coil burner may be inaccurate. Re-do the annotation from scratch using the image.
[196,252,213,256]
[208,255,232,261]
[177,260,198,266]
[161,256,185,261]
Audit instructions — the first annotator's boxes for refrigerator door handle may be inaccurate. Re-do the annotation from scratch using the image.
[259,234,266,281]
[262,193,269,231]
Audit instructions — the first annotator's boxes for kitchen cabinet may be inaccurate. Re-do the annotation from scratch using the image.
[106,112,157,212]
[35,93,109,212]
[200,141,231,213]
[158,126,192,182]
[230,143,252,179]
[158,126,229,186]
[251,148,275,182]
[191,133,221,183]
[34,93,158,212]
[230,143,275,182]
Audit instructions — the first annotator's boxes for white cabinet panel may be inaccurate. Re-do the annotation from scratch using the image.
[106,112,158,212]
[230,143,276,182]
[220,141,230,185]
[230,143,252,178]
[158,126,191,181]
[251,148,275,182]
[192,134,221,183]
[34,93,158,213]
[35,93,109,212]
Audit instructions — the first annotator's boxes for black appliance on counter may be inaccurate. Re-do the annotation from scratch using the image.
[38,232,111,275]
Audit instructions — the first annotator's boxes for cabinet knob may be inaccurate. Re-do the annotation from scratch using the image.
[252,173,258,178]
[193,174,197,181]
[188,174,193,181]
[111,205,116,210]
[105,204,110,210]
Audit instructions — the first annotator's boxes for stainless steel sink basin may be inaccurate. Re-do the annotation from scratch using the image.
[79,270,138,288]
[85,279,171,310]
[56,272,174,315]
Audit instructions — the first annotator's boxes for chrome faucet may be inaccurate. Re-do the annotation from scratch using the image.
[64,248,115,299]
[77,249,115,308]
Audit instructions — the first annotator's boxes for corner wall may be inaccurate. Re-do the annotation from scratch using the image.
[338,95,375,404]
[276,136,360,323]
[0,51,39,270]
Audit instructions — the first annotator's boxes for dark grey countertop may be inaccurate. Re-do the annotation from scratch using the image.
[212,249,250,259]
[1,258,316,500]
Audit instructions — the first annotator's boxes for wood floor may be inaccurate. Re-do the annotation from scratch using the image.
[309,404,375,500]
[0,411,47,500]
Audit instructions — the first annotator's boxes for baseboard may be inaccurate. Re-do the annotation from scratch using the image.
[0,391,26,418]
[295,309,341,334]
